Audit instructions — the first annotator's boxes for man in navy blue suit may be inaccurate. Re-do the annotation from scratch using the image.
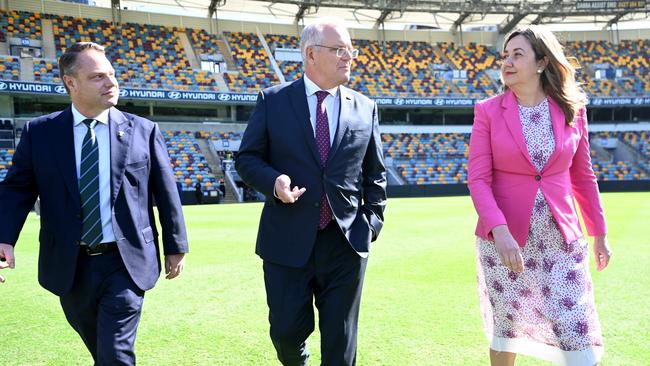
[236,18,387,366]
[0,42,188,365]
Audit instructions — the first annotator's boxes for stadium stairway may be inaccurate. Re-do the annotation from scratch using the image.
[432,44,454,69]
[484,69,502,91]
[591,136,648,179]
[40,18,56,59]
[386,166,406,185]
[214,37,236,72]
[195,137,238,203]
[19,57,33,81]
[613,138,646,162]
[590,140,613,162]
[257,29,286,84]
[431,44,463,95]
[208,37,237,91]
[178,31,201,70]
[212,71,229,91]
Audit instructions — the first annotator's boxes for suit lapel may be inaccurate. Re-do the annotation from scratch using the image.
[50,107,81,208]
[502,89,535,168]
[108,107,133,206]
[543,97,566,171]
[288,78,321,165]
[328,86,351,162]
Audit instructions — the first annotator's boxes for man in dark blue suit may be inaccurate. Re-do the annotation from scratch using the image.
[236,19,387,366]
[0,42,188,365]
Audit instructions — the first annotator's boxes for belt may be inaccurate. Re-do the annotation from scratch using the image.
[80,241,118,256]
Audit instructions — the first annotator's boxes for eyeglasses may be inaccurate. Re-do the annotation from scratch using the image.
[313,45,359,59]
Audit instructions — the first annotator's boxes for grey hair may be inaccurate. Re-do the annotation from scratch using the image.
[299,18,348,63]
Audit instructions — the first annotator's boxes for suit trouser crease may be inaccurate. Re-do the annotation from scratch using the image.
[60,250,145,366]
[264,221,368,366]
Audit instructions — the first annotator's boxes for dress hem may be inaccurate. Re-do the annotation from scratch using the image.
[488,335,604,366]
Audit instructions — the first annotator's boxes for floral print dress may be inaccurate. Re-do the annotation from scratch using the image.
[476,98,604,365]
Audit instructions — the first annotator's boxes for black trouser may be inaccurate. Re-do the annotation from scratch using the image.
[263,221,368,366]
[60,248,144,366]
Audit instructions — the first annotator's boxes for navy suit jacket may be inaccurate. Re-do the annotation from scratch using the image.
[0,106,188,296]
[236,78,387,267]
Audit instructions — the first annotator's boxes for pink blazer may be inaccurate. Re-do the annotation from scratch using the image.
[468,89,607,247]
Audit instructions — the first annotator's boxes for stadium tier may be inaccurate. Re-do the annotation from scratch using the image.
[53,16,218,91]
[0,55,20,81]
[265,34,303,82]
[187,28,221,57]
[33,59,60,83]
[621,131,650,156]
[0,10,42,40]
[566,40,650,97]
[438,42,500,98]
[383,133,469,184]
[164,131,218,194]
[0,148,13,181]
[348,39,455,97]
[589,131,649,181]
[1,130,648,186]
[591,158,648,181]
[212,131,243,141]
[1,10,649,98]
[223,31,279,92]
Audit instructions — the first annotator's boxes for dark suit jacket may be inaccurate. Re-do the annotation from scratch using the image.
[236,78,387,267]
[0,106,188,296]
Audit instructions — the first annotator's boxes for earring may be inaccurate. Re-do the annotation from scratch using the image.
[537,69,543,74]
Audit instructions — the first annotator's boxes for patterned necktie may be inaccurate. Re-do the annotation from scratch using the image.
[79,118,103,247]
[315,91,333,229]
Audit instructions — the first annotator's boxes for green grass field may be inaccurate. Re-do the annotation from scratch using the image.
[1,193,649,365]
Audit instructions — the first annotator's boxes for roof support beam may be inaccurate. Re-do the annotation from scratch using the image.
[208,0,226,19]
[111,0,122,24]
[259,0,648,17]
[499,13,527,34]
[451,12,470,31]
[375,8,393,28]
[530,14,546,25]
[604,12,629,29]
[294,3,310,24]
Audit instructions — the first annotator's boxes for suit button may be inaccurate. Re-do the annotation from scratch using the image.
[314,202,320,208]
[535,175,541,181]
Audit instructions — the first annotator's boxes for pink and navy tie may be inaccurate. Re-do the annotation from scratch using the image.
[315,90,333,229]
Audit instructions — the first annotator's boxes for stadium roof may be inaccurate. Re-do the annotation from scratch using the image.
[103,0,650,31]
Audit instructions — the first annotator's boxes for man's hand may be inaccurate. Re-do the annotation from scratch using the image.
[164,253,186,280]
[0,243,16,284]
[492,225,524,273]
[274,174,306,204]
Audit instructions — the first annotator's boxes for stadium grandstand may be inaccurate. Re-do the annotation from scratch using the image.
[0,0,649,203]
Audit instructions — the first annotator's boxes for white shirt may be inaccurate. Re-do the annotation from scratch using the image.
[71,104,116,243]
[304,74,340,146]
[273,75,341,198]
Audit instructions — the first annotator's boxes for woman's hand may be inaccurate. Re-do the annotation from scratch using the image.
[492,225,524,273]
[593,236,612,272]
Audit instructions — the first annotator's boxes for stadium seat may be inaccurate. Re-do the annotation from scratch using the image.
[164,130,219,192]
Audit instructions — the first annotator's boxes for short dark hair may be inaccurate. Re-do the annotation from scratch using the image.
[58,42,106,92]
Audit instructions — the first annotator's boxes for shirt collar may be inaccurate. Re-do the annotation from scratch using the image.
[71,104,110,127]
[304,74,339,99]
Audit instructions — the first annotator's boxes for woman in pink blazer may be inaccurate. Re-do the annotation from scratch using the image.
[468,26,612,366]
